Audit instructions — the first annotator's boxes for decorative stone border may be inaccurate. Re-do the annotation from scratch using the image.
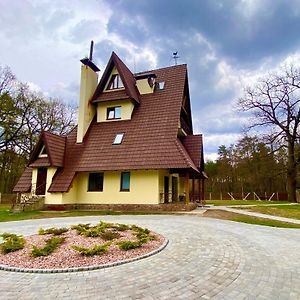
[0,239,168,273]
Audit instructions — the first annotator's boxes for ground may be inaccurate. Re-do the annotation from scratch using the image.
[1,215,299,299]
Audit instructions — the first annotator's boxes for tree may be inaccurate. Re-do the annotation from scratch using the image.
[239,65,300,202]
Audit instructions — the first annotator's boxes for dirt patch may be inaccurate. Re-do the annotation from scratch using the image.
[203,209,240,220]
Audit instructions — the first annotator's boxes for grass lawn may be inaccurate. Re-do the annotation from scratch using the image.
[239,204,300,220]
[0,204,168,222]
[203,209,300,229]
[205,200,289,206]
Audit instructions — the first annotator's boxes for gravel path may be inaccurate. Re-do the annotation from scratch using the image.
[0,215,300,299]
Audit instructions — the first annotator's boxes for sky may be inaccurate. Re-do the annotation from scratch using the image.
[1,0,300,161]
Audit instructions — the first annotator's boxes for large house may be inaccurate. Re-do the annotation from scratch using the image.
[14,49,206,209]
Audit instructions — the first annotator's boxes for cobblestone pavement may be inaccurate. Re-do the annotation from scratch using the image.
[0,215,300,299]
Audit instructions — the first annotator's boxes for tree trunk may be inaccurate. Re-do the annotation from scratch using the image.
[287,140,297,202]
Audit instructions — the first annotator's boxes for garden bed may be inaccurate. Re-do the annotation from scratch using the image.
[0,221,166,272]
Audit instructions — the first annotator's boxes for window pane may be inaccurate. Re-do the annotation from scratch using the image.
[115,107,121,119]
[121,172,130,191]
[113,133,124,145]
[88,173,103,191]
[118,76,124,88]
[107,108,115,119]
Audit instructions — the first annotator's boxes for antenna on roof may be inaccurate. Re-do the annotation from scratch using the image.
[172,51,179,65]
[89,40,94,61]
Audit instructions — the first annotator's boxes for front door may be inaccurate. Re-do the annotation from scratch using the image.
[172,176,178,202]
[164,176,169,203]
[36,168,47,195]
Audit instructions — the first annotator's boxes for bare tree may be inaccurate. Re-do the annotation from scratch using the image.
[239,65,300,202]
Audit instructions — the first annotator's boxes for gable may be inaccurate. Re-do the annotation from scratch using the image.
[92,52,140,104]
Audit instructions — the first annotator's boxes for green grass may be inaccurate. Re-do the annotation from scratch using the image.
[205,200,290,206]
[0,204,168,222]
[240,204,300,220]
[203,210,300,228]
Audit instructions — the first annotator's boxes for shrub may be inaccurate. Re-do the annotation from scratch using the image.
[31,237,65,257]
[118,240,142,251]
[0,233,25,254]
[38,227,68,236]
[99,230,121,241]
[72,242,111,256]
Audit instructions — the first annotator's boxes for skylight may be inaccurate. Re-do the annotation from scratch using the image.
[113,133,124,145]
[157,81,165,90]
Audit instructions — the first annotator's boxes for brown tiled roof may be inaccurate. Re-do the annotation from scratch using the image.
[28,132,66,167]
[94,90,129,103]
[181,135,203,169]
[92,52,140,104]
[49,63,203,192]
[29,157,51,167]
[13,167,32,193]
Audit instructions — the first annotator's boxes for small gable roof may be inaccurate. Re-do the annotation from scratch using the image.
[181,135,203,170]
[92,52,140,104]
[13,167,32,193]
[28,131,66,168]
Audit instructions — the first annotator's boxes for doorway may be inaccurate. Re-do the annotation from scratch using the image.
[36,168,47,195]
[164,176,169,203]
[172,176,178,202]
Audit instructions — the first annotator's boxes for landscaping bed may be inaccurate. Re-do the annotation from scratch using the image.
[0,221,165,271]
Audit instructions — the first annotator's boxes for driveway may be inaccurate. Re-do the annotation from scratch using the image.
[0,215,299,299]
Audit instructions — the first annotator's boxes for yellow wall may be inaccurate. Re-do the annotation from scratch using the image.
[136,78,155,94]
[31,168,38,195]
[77,65,98,143]
[97,99,135,122]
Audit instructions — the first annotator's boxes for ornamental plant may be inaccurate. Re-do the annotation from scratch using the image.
[72,242,111,256]
[38,227,68,236]
[31,237,65,257]
[0,233,25,254]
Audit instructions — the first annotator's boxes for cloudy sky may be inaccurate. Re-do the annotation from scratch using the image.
[1,0,300,160]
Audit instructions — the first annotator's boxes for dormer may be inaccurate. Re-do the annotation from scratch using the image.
[91,52,140,123]
[135,73,156,94]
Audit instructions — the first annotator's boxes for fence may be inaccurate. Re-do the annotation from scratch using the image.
[205,192,289,201]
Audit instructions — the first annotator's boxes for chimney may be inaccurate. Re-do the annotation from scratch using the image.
[77,41,100,143]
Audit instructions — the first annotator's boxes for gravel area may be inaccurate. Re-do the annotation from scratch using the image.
[0,227,164,270]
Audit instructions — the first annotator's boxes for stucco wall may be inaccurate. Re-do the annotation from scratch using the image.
[97,99,135,122]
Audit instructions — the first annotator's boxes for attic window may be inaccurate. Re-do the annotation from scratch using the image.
[157,81,165,90]
[113,133,124,145]
[107,106,121,120]
[107,74,124,90]
[39,145,47,157]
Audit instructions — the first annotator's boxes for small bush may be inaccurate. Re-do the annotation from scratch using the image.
[31,237,65,257]
[0,233,25,254]
[99,230,121,241]
[72,242,111,256]
[118,240,142,251]
[110,223,130,232]
[38,227,68,236]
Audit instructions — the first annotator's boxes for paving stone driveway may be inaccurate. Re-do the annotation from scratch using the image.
[0,215,299,300]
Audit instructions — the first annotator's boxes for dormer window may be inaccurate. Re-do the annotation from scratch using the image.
[157,81,165,90]
[107,74,124,90]
[107,106,121,120]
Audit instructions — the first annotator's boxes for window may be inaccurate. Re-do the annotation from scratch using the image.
[113,133,124,145]
[107,106,121,120]
[88,173,104,192]
[107,74,124,90]
[39,145,47,157]
[157,81,165,90]
[120,172,130,191]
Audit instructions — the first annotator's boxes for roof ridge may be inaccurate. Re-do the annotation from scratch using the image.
[134,64,187,76]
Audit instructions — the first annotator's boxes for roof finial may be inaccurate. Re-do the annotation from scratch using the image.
[89,40,94,61]
[172,51,179,66]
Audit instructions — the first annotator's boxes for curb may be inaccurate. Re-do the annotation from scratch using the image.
[0,238,169,274]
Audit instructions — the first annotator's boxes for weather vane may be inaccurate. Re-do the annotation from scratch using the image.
[172,51,179,65]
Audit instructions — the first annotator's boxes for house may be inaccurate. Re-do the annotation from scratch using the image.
[13,48,206,210]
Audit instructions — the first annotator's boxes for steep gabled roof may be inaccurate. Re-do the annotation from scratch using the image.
[92,52,140,104]
[28,131,66,168]
[49,63,201,192]
[181,135,203,169]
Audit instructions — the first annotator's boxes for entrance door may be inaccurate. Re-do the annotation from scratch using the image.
[36,168,47,195]
[164,176,169,203]
[172,176,178,202]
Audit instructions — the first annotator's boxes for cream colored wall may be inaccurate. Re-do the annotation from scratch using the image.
[31,168,38,195]
[75,170,159,204]
[136,79,154,94]
[97,99,135,122]
[77,65,98,143]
